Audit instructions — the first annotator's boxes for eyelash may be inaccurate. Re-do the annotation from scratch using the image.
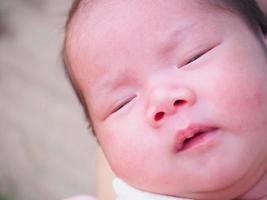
[186,53,204,64]
[184,47,212,66]
[111,96,135,114]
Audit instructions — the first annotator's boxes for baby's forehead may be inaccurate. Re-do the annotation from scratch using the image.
[70,0,219,31]
[65,0,247,95]
[66,0,226,63]
[66,1,237,79]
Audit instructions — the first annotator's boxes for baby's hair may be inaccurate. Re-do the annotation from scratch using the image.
[63,0,267,135]
[211,0,267,35]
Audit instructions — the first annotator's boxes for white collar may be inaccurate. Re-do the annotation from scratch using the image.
[112,178,191,200]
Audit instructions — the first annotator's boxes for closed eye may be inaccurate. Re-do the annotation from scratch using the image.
[111,96,136,114]
[184,45,217,65]
[185,48,212,65]
[186,52,205,64]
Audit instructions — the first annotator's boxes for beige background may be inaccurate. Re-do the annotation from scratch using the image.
[0,1,97,200]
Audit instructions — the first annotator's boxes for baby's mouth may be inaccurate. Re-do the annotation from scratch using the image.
[174,124,218,152]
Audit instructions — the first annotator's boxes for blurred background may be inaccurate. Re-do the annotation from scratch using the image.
[0,1,97,200]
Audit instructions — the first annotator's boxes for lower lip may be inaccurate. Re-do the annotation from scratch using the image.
[179,128,219,152]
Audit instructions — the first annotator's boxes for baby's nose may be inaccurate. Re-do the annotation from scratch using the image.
[146,87,196,128]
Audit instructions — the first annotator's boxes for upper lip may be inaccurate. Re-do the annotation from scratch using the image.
[173,124,218,152]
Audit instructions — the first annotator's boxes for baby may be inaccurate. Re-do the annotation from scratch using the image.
[63,0,267,199]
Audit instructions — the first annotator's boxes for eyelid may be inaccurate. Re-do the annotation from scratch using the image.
[111,95,136,114]
[187,47,213,65]
[180,45,216,67]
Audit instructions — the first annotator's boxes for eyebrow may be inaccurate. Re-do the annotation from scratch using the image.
[157,22,197,56]
[93,70,130,98]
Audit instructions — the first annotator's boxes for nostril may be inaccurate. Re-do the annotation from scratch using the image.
[173,100,186,107]
[154,112,165,121]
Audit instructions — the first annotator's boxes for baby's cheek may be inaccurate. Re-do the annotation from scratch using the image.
[108,142,153,186]
[98,126,146,178]
[212,71,267,131]
[100,123,169,188]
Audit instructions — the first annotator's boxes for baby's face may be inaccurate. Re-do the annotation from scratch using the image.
[68,0,267,199]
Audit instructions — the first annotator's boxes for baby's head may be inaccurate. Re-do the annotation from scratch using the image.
[64,1,267,199]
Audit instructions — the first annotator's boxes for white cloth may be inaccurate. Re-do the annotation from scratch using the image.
[112,178,191,200]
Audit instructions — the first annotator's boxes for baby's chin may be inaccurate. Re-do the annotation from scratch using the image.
[119,167,261,200]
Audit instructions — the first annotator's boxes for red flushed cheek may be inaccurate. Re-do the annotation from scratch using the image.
[107,141,150,183]
[212,72,267,131]
[97,127,143,175]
